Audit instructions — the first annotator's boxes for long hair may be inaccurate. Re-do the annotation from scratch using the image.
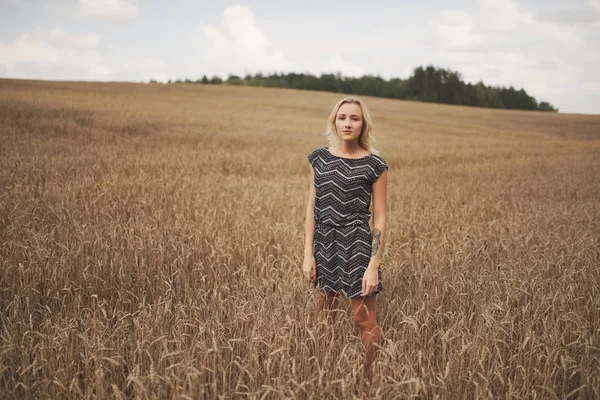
[324,97,381,156]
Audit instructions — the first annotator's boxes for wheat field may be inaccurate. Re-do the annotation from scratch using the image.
[1,79,599,399]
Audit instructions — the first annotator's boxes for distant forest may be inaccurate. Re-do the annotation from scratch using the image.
[160,65,558,112]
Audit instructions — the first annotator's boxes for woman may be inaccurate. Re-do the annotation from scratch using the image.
[302,96,389,383]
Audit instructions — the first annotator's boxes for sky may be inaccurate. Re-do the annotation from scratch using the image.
[1,0,599,114]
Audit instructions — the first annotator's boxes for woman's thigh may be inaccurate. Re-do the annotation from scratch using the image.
[350,295,377,324]
[317,290,342,311]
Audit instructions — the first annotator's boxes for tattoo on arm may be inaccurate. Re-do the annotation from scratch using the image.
[371,228,382,256]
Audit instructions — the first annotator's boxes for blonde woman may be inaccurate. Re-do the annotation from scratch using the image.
[303,97,389,382]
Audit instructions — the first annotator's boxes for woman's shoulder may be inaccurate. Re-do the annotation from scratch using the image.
[369,152,388,166]
[368,153,389,179]
[308,147,326,167]
[309,147,326,155]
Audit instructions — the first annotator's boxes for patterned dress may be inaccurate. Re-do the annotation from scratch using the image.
[307,147,389,298]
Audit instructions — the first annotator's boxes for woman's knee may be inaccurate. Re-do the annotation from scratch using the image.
[317,291,340,311]
[353,302,376,329]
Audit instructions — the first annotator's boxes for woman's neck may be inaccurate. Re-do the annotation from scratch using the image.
[332,141,367,157]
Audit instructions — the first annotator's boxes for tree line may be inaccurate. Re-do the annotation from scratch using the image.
[159,65,557,112]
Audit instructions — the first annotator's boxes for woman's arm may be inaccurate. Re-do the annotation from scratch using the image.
[304,166,317,257]
[362,168,388,296]
[302,166,317,281]
[368,168,388,268]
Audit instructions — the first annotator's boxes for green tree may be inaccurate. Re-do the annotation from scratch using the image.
[227,74,243,85]
[538,101,558,112]
[171,67,557,112]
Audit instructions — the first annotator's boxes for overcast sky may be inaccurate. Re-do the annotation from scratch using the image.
[1,0,599,114]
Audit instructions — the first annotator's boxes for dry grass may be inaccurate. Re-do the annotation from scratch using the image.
[0,78,599,399]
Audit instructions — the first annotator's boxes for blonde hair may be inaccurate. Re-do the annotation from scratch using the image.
[324,97,381,156]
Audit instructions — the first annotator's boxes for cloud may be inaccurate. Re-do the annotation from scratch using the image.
[435,11,485,50]
[199,5,368,78]
[77,0,138,19]
[124,57,169,82]
[200,5,285,74]
[590,0,600,12]
[429,0,600,112]
[324,54,364,77]
[534,6,600,25]
[48,28,101,48]
[476,0,533,32]
[0,28,111,79]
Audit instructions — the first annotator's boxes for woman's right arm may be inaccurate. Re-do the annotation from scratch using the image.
[302,165,317,280]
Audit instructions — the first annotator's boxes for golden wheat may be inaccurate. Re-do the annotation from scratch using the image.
[0,79,599,399]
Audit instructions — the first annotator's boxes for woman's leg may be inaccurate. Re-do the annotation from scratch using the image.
[316,291,343,323]
[350,295,380,383]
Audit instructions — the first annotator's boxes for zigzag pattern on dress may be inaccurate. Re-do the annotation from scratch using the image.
[307,147,388,298]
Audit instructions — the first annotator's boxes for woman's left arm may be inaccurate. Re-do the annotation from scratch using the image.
[362,168,388,296]
[369,168,388,267]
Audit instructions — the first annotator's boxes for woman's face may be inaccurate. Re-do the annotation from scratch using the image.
[335,102,364,143]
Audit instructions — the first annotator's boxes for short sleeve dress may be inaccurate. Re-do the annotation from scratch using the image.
[307,146,389,298]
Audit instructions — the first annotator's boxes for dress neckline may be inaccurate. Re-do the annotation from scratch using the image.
[325,147,372,160]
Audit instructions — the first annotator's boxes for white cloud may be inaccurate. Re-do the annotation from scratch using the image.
[124,57,169,82]
[49,28,101,48]
[443,51,583,97]
[590,0,600,12]
[0,35,60,71]
[77,0,138,19]
[534,6,600,25]
[477,0,533,32]
[200,5,285,74]
[430,0,600,112]
[324,54,364,77]
[435,11,485,50]
[0,29,111,78]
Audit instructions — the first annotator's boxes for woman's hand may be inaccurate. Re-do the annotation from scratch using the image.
[361,265,379,296]
[302,255,316,281]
